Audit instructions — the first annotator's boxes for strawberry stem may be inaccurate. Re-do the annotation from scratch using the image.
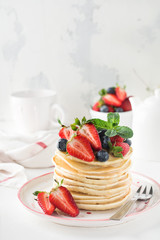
[52,178,64,191]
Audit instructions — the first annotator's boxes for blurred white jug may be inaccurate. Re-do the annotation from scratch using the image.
[132,89,160,161]
[10,89,64,134]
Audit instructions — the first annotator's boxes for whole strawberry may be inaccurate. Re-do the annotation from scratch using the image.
[110,135,124,143]
[120,97,132,111]
[114,142,130,156]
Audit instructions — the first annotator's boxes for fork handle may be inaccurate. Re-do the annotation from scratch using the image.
[110,199,137,220]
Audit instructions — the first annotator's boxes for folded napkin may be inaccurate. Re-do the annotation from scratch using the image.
[0,162,27,188]
[0,130,59,168]
[0,129,58,188]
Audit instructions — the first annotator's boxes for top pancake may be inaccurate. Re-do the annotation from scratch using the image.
[55,147,133,167]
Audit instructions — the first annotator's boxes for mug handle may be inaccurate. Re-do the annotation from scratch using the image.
[50,103,65,128]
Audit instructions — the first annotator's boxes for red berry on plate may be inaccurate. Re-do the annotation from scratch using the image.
[102,94,122,107]
[49,185,79,217]
[78,123,102,151]
[120,97,132,111]
[92,102,100,111]
[110,135,124,143]
[114,142,130,156]
[59,127,75,140]
[67,135,95,162]
[108,105,114,112]
[115,86,127,101]
[37,192,55,215]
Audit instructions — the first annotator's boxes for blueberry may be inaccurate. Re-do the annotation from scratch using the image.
[124,139,132,146]
[115,107,123,112]
[96,150,109,162]
[98,130,106,142]
[100,105,109,112]
[107,87,115,94]
[57,138,67,152]
[102,136,110,150]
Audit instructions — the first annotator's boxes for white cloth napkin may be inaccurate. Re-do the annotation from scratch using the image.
[0,130,58,168]
[0,162,27,188]
[0,129,59,188]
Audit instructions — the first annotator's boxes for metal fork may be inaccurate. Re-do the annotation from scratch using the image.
[110,185,153,220]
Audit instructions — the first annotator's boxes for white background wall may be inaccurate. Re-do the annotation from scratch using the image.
[0,0,160,124]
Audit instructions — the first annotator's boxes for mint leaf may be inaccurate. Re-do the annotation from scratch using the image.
[115,126,133,138]
[107,112,120,126]
[99,89,107,96]
[105,129,117,137]
[87,118,112,130]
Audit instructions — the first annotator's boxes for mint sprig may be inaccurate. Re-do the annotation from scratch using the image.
[86,118,112,130]
[87,112,133,139]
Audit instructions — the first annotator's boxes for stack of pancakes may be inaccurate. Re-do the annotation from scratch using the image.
[53,148,132,210]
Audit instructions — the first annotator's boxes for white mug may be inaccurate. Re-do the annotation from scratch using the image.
[10,89,64,133]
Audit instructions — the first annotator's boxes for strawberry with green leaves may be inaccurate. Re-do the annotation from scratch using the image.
[33,180,79,217]
[109,141,130,158]
[33,191,55,215]
[49,180,79,217]
[59,127,75,140]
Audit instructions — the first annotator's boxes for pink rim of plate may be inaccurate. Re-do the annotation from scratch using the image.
[18,171,160,222]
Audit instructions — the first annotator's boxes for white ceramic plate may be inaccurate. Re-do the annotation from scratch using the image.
[18,171,160,227]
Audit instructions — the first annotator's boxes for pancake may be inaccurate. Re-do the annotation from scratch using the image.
[52,148,133,210]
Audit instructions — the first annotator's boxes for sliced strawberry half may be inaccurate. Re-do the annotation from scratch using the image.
[102,94,122,107]
[120,97,132,111]
[59,127,75,140]
[77,123,102,151]
[67,135,95,162]
[92,102,100,111]
[49,185,79,217]
[37,192,55,215]
[115,86,127,101]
